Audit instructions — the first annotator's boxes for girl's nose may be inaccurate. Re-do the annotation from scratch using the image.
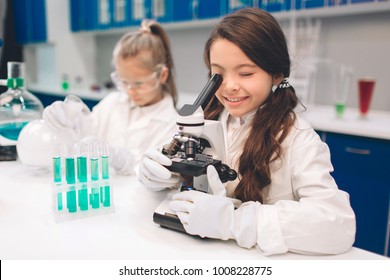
[126,87,137,96]
[224,77,239,93]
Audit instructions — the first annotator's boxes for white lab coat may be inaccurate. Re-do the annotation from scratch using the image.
[88,91,177,168]
[220,109,356,255]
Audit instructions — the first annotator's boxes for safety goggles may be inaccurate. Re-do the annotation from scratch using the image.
[110,71,161,94]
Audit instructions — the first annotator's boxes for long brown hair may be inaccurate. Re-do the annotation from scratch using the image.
[112,20,177,106]
[204,8,300,203]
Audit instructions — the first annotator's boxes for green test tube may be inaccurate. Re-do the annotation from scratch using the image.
[102,143,111,207]
[90,142,100,209]
[53,156,63,211]
[90,156,100,209]
[66,157,77,213]
[77,154,88,211]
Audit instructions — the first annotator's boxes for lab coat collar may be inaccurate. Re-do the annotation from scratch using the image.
[222,108,257,128]
[138,93,171,116]
[125,93,176,131]
[220,108,257,150]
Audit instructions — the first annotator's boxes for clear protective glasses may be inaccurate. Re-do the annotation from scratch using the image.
[110,70,161,94]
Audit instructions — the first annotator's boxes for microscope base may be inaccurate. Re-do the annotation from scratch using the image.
[153,196,186,233]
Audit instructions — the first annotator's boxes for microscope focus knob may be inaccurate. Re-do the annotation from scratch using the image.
[227,169,238,181]
[217,164,237,183]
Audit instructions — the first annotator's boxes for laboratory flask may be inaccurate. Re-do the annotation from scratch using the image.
[0,62,44,159]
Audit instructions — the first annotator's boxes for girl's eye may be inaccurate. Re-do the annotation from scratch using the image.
[134,81,145,87]
[240,73,254,77]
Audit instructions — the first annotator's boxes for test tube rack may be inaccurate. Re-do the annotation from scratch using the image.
[52,145,115,222]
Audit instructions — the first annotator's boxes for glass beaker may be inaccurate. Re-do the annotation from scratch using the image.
[0,61,44,145]
[311,60,353,118]
[358,77,375,118]
[333,65,354,118]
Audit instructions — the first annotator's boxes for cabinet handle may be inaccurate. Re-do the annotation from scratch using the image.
[345,147,371,155]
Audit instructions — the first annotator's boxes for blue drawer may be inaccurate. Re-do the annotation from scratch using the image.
[324,132,390,179]
[323,132,390,255]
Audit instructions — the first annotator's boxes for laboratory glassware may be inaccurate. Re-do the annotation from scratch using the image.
[0,61,44,159]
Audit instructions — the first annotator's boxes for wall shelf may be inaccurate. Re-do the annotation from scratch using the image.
[81,1,390,36]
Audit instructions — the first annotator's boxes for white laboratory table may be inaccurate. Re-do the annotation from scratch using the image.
[300,105,390,140]
[0,160,388,260]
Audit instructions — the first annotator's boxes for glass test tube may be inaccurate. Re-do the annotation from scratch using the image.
[90,141,100,209]
[76,143,88,211]
[101,142,110,207]
[65,152,77,213]
[53,143,63,211]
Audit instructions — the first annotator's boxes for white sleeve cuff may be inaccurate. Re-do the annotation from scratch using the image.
[255,205,288,256]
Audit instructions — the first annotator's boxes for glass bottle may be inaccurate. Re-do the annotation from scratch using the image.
[0,61,44,146]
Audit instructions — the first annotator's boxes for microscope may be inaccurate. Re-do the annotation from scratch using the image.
[153,73,237,233]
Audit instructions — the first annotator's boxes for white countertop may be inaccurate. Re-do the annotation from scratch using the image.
[300,105,390,140]
[0,160,388,260]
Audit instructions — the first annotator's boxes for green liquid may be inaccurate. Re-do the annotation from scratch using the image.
[53,157,62,183]
[53,156,63,211]
[77,156,87,182]
[101,156,110,207]
[65,157,77,213]
[0,121,29,141]
[90,158,100,209]
[102,156,109,179]
[335,102,345,117]
[77,156,88,211]
[90,158,99,181]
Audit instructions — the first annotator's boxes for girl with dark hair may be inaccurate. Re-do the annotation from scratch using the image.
[43,20,178,175]
[139,8,355,256]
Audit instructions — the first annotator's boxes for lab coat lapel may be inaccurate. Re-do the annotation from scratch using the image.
[126,94,173,132]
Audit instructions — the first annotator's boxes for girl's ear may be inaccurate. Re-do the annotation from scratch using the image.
[272,73,284,87]
[159,65,169,84]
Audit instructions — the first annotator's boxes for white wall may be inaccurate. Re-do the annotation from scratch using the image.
[314,12,390,111]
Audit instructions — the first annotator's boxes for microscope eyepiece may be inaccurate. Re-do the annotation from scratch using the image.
[193,73,223,110]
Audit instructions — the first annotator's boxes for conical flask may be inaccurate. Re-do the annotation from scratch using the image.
[0,61,44,148]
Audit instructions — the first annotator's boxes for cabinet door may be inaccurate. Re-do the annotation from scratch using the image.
[324,132,390,255]
[70,0,113,31]
[13,0,47,44]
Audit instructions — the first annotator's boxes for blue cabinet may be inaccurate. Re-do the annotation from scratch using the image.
[13,0,47,44]
[70,0,113,31]
[320,131,390,256]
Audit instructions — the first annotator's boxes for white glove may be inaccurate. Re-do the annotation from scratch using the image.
[43,95,90,139]
[169,165,259,249]
[78,136,135,175]
[108,144,135,175]
[138,147,180,191]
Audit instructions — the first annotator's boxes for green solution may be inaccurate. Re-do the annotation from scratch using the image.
[0,121,29,141]
[77,156,88,211]
[90,157,100,209]
[335,102,345,118]
[101,155,111,207]
[65,157,77,213]
[53,156,63,211]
